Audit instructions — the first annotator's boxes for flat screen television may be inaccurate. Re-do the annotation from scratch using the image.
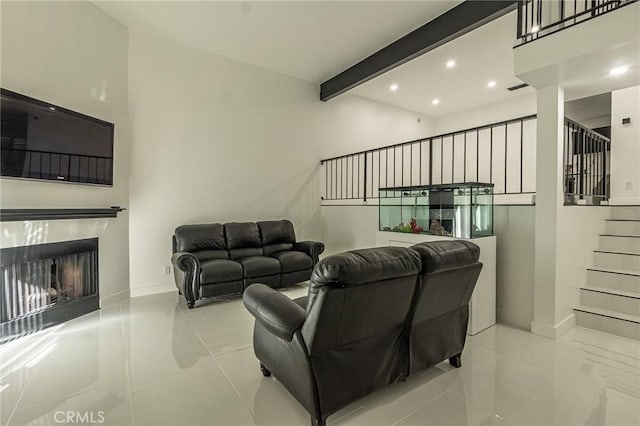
[1,88,114,186]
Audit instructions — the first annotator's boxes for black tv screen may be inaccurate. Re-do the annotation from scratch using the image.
[1,89,114,186]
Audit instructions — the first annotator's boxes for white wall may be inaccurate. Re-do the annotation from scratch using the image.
[317,206,379,256]
[0,1,130,304]
[127,30,432,296]
[432,93,536,135]
[610,86,640,205]
[494,206,535,330]
[555,206,609,324]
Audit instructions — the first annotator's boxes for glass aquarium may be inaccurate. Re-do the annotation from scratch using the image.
[378,183,494,239]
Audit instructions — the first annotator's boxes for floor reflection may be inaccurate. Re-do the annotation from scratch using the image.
[0,292,637,426]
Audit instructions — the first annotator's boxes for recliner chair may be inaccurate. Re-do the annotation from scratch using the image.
[409,240,482,372]
[243,241,482,426]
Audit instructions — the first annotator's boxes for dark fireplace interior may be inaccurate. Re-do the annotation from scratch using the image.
[1,238,99,343]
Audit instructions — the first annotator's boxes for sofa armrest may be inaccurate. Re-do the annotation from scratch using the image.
[171,251,201,304]
[293,241,325,265]
[243,284,306,342]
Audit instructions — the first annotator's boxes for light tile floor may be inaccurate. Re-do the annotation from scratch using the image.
[1,285,639,426]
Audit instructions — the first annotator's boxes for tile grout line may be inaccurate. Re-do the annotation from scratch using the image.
[177,301,257,422]
[508,382,551,424]
[4,363,34,426]
[388,389,451,426]
[119,302,136,426]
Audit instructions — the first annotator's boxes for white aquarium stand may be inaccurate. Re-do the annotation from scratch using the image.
[375,231,496,336]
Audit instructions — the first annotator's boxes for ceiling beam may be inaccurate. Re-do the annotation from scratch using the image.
[320,0,518,101]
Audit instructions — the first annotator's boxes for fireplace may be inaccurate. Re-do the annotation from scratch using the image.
[1,238,99,342]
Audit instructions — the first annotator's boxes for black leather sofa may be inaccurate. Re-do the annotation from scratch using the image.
[243,240,482,426]
[171,220,324,308]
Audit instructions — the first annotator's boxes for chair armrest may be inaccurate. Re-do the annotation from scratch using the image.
[243,284,306,342]
[293,241,325,264]
[171,251,201,302]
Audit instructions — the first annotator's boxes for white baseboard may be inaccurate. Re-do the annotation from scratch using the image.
[531,313,575,339]
[100,289,130,307]
[130,283,177,298]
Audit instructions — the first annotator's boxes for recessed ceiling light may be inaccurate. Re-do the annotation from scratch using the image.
[487,80,497,88]
[432,99,440,105]
[48,107,56,111]
[390,83,399,91]
[609,66,629,76]
[531,25,540,33]
[446,60,456,68]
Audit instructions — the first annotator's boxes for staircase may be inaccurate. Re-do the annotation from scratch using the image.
[574,207,640,340]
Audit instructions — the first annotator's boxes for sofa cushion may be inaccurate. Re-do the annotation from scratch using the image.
[263,243,294,256]
[200,259,243,284]
[175,224,226,252]
[195,250,229,261]
[225,222,262,250]
[270,251,313,273]
[237,256,281,278]
[229,247,263,260]
[258,220,296,245]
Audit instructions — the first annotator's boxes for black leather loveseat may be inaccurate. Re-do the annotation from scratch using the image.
[172,220,324,308]
[243,240,482,426]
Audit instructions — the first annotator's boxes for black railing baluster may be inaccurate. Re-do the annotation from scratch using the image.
[517,0,523,39]
[504,123,508,194]
[536,0,542,37]
[517,0,634,45]
[393,146,397,187]
[324,161,328,200]
[401,145,404,187]
[520,120,524,193]
[351,155,354,198]
[489,127,493,186]
[451,135,455,184]
[386,148,389,188]
[344,157,348,198]
[579,130,585,198]
[410,143,413,186]
[463,132,467,183]
[363,152,368,202]
[438,138,443,184]
[476,129,480,182]
[370,152,374,198]
[334,160,338,200]
[378,151,382,191]
[419,140,422,185]
[429,138,433,185]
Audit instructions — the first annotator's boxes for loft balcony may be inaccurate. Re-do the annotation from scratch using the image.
[516,0,638,45]
[513,0,639,98]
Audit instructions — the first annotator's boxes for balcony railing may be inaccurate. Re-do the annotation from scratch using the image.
[563,118,610,204]
[517,0,637,45]
[321,115,537,202]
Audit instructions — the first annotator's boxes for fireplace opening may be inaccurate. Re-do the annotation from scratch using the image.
[1,238,99,343]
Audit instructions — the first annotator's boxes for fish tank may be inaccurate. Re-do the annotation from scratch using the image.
[378,183,494,239]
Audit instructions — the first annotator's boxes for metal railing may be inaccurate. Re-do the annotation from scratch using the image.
[517,0,637,45]
[0,147,113,185]
[321,115,537,202]
[563,118,610,204]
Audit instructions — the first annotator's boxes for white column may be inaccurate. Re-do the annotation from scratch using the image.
[532,85,566,339]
